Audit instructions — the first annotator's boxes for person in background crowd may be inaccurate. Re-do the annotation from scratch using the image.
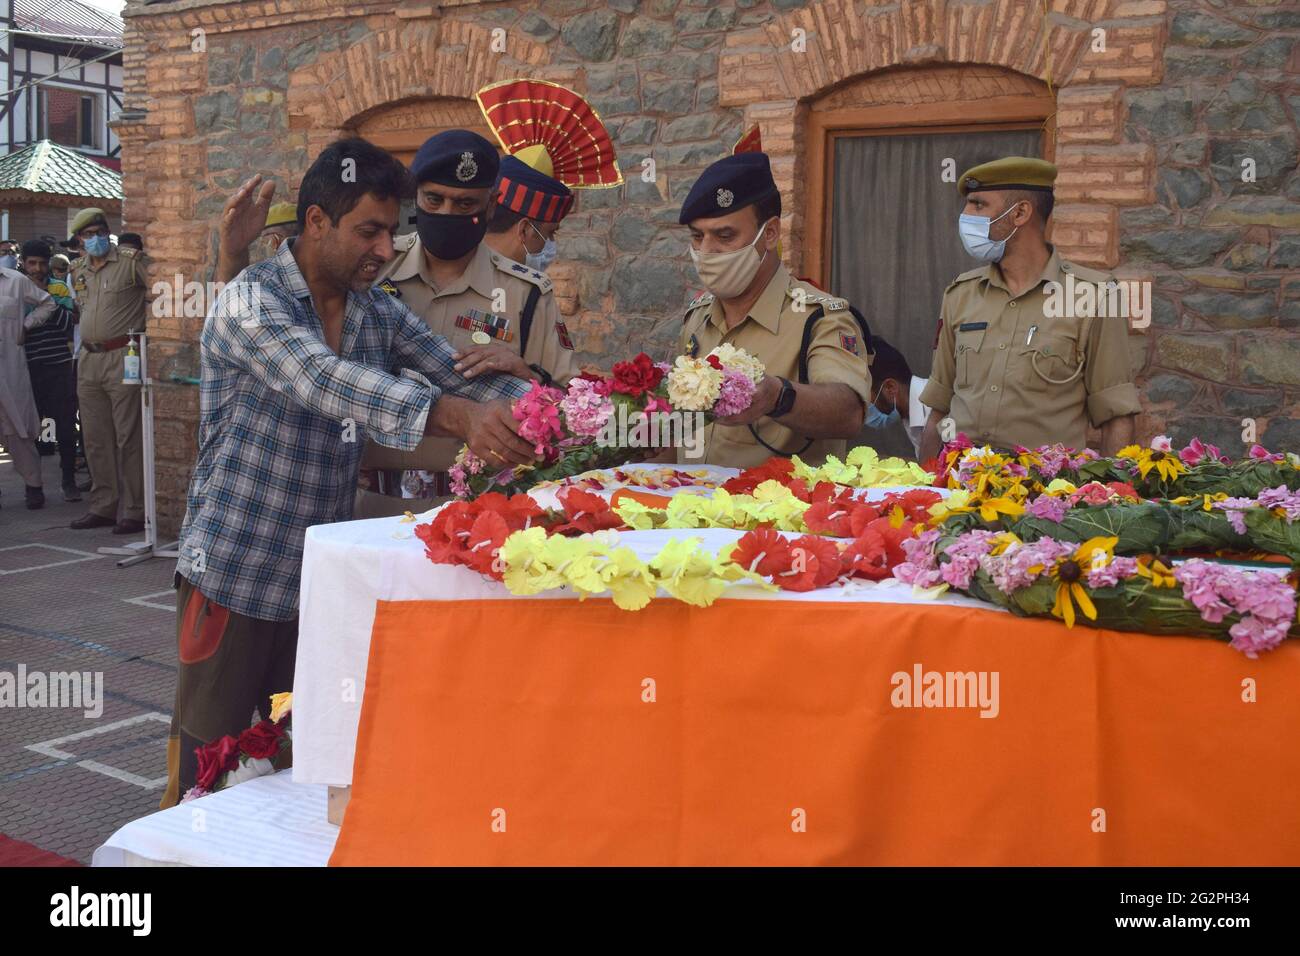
[20,240,82,501]
[0,240,18,270]
[858,337,932,461]
[918,157,1139,461]
[117,232,144,252]
[677,152,872,468]
[67,207,150,534]
[0,261,59,509]
[258,202,299,259]
[163,137,534,807]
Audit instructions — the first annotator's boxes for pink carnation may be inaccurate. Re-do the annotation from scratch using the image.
[893,528,944,587]
[513,384,566,457]
[714,368,756,417]
[560,378,615,438]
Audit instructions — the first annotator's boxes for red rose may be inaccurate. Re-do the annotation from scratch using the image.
[236,723,284,759]
[237,719,285,761]
[195,735,242,790]
[610,353,665,398]
[705,355,723,371]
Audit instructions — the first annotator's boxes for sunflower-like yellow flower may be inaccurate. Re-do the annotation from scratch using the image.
[1135,555,1176,588]
[1118,444,1186,484]
[1046,536,1118,628]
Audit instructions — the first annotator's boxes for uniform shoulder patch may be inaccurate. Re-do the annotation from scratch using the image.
[376,278,402,299]
[839,332,859,355]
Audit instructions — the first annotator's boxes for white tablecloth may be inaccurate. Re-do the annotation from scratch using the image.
[92,771,336,867]
[293,489,991,789]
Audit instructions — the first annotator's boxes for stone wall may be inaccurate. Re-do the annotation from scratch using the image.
[116,0,1299,537]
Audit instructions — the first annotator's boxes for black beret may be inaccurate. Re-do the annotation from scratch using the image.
[410,130,499,189]
[678,152,779,225]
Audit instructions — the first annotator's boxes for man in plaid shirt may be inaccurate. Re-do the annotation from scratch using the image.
[162,138,536,806]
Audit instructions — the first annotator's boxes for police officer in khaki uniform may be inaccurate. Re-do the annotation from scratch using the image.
[677,153,871,469]
[353,130,579,512]
[67,208,149,534]
[918,158,1139,461]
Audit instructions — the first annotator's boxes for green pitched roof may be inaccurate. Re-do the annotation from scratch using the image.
[0,140,122,200]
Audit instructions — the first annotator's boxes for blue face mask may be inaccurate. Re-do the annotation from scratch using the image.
[958,202,1020,262]
[526,238,557,273]
[0,255,15,270]
[865,384,901,429]
[524,222,557,272]
[84,235,111,258]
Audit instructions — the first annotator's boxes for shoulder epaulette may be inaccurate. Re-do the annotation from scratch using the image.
[686,290,714,310]
[117,246,139,259]
[1060,259,1114,285]
[949,266,987,287]
[494,251,553,295]
[787,281,849,312]
[393,232,418,253]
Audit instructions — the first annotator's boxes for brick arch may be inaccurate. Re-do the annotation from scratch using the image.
[717,0,1167,271]
[286,18,551,154]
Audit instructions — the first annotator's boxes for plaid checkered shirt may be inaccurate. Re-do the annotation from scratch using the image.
[177,239,529,621]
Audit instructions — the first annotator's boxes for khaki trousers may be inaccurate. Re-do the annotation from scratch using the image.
[77,348,144,522]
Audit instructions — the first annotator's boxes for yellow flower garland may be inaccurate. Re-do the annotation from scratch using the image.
[495,527,774,610]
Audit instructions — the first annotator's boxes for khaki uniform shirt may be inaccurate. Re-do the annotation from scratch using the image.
[70,245,149,344]
[677,264,872,469]
[368,235,577,472]
[919,248,1140,451]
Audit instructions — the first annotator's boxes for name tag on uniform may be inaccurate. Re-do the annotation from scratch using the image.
[454,309,513,343]
[957,321,987,332]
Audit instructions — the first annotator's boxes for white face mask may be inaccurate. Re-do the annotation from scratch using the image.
[958,202,1020,262]
[689,217,775,299]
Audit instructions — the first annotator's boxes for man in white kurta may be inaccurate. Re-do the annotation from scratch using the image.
[0,267,59,507]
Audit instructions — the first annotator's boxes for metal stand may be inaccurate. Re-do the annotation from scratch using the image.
[98,332,181,567]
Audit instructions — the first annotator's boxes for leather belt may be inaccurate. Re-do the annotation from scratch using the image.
[82,335,131,353]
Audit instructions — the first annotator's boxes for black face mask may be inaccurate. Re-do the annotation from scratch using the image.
[416,208,488,261]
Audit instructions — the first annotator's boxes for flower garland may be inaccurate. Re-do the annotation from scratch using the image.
[452,347,766,499]
[182,693,292,802]
[937,434,1300,500]
[721,446,932,496]
[895,527,1298,657]
[415,484,931,608]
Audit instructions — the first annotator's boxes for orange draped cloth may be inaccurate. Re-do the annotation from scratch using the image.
[329,599,1300,866]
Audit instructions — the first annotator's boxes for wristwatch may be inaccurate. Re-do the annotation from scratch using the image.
[770,377,797,418]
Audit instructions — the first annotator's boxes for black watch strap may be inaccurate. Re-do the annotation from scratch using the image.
[770,377,796,418]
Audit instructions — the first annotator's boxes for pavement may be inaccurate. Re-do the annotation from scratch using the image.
[1,446,178,864]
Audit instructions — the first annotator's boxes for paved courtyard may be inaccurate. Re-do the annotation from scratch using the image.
[1,447,177,864]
